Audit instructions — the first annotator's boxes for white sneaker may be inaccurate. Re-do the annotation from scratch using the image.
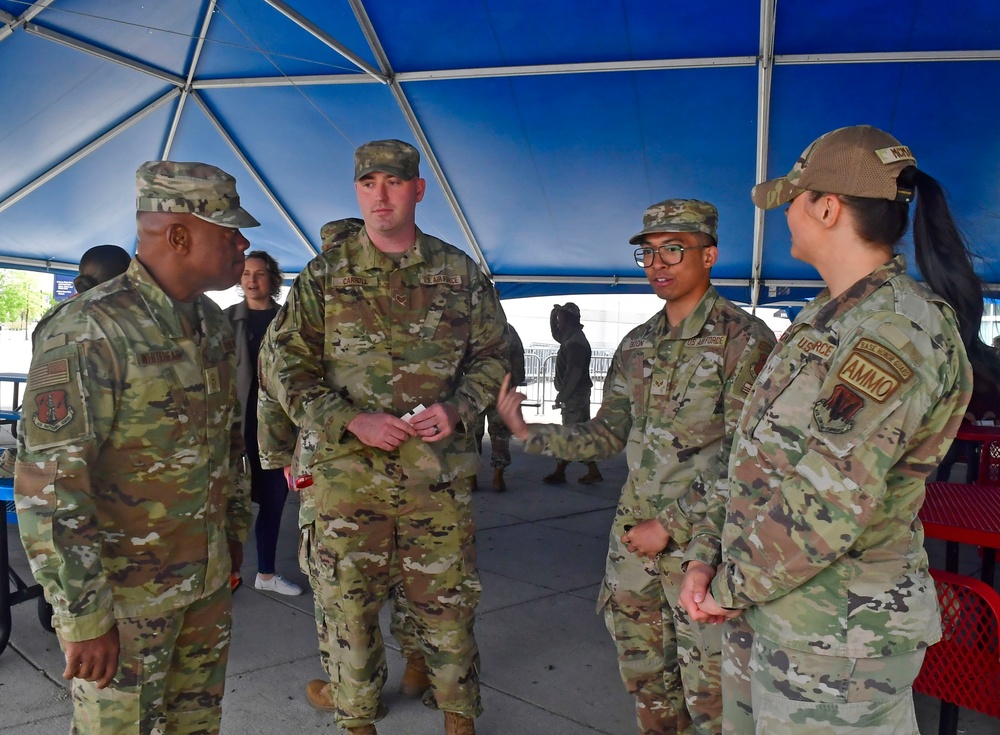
[254,573,303,596]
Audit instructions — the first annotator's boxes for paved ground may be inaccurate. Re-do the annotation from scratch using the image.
[1,437,996,734]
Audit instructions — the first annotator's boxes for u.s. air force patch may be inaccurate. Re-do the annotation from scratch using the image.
[813,338,914,434]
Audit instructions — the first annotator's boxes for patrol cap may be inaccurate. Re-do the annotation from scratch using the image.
[751,125,917,210]
[320,217,364,252]
[628,199,719,245]
[354,139,420,181]
[553,302,581,318]
[136,161,260,228]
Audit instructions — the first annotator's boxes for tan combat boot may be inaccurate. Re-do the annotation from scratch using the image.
[305,679,336,711]
[444,711,476,735]
[399,652,431,698]
[492,467,506,492]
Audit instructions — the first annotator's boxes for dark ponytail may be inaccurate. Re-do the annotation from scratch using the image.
[910,168,1000,390]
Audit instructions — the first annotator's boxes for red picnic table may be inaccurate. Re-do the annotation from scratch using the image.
[921,481,1000,587]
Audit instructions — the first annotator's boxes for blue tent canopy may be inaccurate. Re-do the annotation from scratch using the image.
[1,0,999,304]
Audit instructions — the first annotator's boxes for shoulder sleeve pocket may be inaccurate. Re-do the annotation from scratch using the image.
[21,347,94,453]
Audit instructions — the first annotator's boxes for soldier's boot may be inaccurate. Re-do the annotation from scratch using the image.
[492,467,506,492]
[399,653,431,698]
[444,711,476,735]
[542,461,568,485]
[306,679,336,712]
[578,462,603,485]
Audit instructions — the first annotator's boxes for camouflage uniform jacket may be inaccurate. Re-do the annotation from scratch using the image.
[702,257,971,658]
[525,287,775,549]
[14,259,251,643]
[260,227,508,483]
[256,357,319,525]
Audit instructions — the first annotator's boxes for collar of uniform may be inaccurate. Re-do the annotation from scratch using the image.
[129,257,196,338]
[809,255,907,331]
[658,285,720,341]
[355,226,429,270]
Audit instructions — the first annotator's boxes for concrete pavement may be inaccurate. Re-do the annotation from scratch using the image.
[1,441,995,734]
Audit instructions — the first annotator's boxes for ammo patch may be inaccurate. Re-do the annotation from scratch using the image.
[28,359,70,389]
[139,349,184,366]
[812,338,913,434]
[836,338,911,404]
[32,389,75,432]
[838,354,900,402]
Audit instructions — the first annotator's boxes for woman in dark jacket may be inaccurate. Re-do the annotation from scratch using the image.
[225,250,302,596]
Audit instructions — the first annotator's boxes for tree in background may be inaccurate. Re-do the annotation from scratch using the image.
[0,269,55,330]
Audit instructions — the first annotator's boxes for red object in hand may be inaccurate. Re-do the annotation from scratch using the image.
[230,573,243,592]
[295,474,313,489]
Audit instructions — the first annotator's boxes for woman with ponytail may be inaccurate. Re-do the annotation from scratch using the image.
[680,125,981,734]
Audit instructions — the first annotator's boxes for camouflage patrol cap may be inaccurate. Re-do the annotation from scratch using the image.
[136,161,260,228]
[628,199,719,245]
[320,217,364,252]
[554,302,581,318]
[751,125,917,210]
[354,139,420,181]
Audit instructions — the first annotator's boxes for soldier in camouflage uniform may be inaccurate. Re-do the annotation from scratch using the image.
[473,320,525,491]
[256,218,427,709]
[260,140,507,735]
[496,199,776,735]
[681,126,990,734]
[13,161,255,734]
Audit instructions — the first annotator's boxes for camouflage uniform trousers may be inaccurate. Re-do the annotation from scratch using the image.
[473,408,512,468]
[748,634,925,734]
[68,582,231,735]
[299,523,419,686]
[720,616,753,735]
[311,471,482,728]
[602,533,722,735]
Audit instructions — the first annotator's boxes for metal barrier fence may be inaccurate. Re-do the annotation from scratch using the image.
[520,345,614,415]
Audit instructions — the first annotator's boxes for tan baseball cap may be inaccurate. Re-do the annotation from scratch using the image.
[136,161,260,228]
[751,125,917,210]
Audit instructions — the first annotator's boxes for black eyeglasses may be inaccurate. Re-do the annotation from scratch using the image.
[633,244,711,268]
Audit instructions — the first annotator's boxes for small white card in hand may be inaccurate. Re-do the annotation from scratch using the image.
[401,404,426,424]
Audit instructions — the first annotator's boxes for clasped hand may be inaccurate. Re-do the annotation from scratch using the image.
[347,403,460,451]
[678,561,741,624]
